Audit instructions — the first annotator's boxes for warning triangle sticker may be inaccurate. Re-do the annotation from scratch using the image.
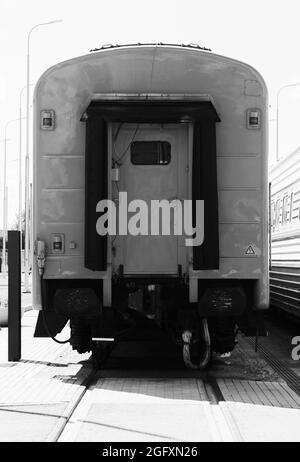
[245,245,256,255]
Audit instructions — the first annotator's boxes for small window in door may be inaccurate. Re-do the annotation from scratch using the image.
[131,141,171,165]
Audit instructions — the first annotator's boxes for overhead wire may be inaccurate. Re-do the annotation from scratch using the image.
[113,124,139,166]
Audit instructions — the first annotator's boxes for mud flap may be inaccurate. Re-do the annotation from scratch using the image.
[34,311,68,337]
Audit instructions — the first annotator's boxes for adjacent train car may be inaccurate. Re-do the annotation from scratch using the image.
[270,147,300,316]
[32,44,269,367]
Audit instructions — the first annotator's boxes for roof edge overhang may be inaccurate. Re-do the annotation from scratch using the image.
[81,93,221,123]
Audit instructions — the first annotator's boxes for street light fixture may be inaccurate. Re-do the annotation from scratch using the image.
[276,81,300,161]
[24,19,63,292]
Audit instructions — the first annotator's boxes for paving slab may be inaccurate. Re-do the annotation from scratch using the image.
[220,401,300,441]
[0,311,92,441]
[59,377,225,442]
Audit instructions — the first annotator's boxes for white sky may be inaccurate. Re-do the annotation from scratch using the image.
[1,0,300,227]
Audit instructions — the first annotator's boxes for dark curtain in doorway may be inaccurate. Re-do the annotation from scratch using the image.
[192,120,219,270]
[85,115,108,271]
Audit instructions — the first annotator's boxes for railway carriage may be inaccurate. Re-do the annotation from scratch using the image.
[270,147,300,316]
[33,43,269,367]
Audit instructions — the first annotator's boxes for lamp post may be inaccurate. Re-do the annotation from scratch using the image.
[1,139,9,277]
[2,118,25,277]
[2,185,8,276]
[19,84,33,254]
[24,20,62,293]
[276,81,300,162]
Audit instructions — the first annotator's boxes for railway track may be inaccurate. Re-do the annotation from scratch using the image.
[48,370,300,441]
[46,333,300,442]
[53,371,243,442]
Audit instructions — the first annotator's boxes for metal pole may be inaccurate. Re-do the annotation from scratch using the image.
[8,230,21,361]
[30,182,33,270]
[19,85,33,264]
[2,186,8,276]
[276,81,300,162]
[2,138,7,277]
[0,139,7,275]
[24,20,62,293]
[24,30,31,293]
[19,105,22,248]
[2,118,25,277]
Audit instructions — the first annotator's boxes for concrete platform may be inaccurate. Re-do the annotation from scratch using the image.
[59,377,231,442]
[218,378,300,408]
[59,375,300,442]
[0,310,300,441]
[0,311,91,441]
[220,401,300,441]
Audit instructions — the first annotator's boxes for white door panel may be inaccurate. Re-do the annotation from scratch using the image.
[112,124,189,275]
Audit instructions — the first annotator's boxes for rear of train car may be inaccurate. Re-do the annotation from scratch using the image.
[32,44,269,367]
[270,147,300,316]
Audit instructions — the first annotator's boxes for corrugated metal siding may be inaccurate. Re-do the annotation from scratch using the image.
[270,147,300,316]
[271,238,300,263]
[270,266,300,316]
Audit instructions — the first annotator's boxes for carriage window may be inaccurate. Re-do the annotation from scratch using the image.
[131,141,171,165]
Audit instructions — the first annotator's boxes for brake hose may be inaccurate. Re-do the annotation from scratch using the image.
[182,318,211,369]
